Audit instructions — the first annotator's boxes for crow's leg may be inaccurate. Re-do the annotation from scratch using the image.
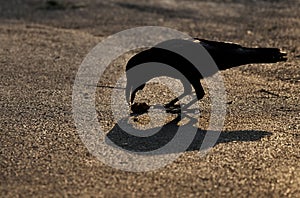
[163,88,194,109]
[163,93,186,108]
[178,82,204,109]
[179,82,204,111]
[181,97,198,110]
[164,79,193,108]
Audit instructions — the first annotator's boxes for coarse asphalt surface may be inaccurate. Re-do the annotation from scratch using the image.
[0,0,299,197]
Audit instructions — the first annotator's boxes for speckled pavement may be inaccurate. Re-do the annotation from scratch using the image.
[1,0,299,197]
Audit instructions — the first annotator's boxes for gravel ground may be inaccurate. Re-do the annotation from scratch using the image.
[1,0,299,197]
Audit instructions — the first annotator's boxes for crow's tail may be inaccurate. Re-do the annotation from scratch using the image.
[241,47,287,64]
[197,38,287,70]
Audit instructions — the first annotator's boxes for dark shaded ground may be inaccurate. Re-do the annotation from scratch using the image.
[0,0,299,197]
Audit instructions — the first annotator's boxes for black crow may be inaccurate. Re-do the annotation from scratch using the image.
[125,38,287,112]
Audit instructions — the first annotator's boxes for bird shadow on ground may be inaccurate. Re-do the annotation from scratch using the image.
[105,114,272,155]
